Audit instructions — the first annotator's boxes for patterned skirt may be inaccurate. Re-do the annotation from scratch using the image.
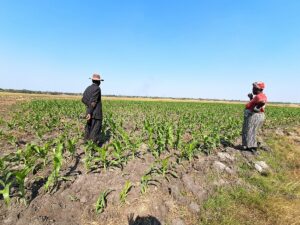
[242,109,265,148]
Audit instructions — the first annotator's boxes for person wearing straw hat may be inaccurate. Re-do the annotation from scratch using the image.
[242,82,267,154]
[82,73,104,144]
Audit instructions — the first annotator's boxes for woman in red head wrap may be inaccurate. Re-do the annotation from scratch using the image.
[242,82,267,154]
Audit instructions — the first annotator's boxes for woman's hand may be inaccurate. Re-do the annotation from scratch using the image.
[248,93,254,100]
[86,114,91,121]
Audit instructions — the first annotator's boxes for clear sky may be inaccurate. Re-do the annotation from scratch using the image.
[0,0,299,102]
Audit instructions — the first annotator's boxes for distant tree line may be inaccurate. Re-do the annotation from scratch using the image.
[0,88,81,96]
[0,88,297,104]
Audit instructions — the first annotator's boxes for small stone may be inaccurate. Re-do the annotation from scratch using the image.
[182,174,208,201]
[164,200,174,211]
[170,186,188,205]
[80,196,87,203]
[213,161,235,175]
[139,143,148,152]
[287,131,297,136]
[225,147,236,153]
[213,178,227,187]
[275,128,284,136]
[254,161,270,175]
[189,202,200,213]
[158,203,169,218]
[172,218,185,225]
[217,152,235,162]
[213,161,226,171]
[225,167,235,175]
[3,217,13,224]
[259,145,272,152]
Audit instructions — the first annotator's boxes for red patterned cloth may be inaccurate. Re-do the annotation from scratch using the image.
[253,82,265,90]
[246,93,267,112]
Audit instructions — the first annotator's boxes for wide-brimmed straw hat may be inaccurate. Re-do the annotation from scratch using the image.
[90,73,104,81]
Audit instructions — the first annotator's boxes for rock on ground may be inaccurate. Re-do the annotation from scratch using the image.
[254,161,270,175]
[212,161,235,175]
[172,218,185,225]
[217,152,235,162]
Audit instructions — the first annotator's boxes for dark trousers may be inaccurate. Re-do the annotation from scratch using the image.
[84,119,102,144]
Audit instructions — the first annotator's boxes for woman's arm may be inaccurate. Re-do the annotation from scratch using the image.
[253,102,265,112]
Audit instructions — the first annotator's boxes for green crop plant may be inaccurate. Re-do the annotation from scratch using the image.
[95,146,111,171]
[140,174,158,194]
[44,143,64,192]
[119,181,133,204]
[0,172,12,205]
[83,141,96,172]
[1,96,300,205]
[95,189,113,214]
[66,138,77,157]
[131,139,142,159]
[117,127,131,150]
[180,141,199,161]
[6,134,17,146]
[156,126,166,157]
[15,165,32,204]
[174,126,183,150]
[16,144,45,167]
[112,140,125,165]
[0,117,4,125]
[165,124,174,150]
[144,119,155,152]
[148,157,178,182]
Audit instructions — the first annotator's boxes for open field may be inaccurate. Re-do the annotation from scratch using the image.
[1,92,299,108]
[0,93,300,225]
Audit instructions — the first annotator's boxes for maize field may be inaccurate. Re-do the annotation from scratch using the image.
[0,98,300,220]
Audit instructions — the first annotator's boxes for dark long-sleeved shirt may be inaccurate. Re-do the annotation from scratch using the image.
[82,83,102,119]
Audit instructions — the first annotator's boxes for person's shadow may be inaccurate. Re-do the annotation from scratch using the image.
[128,213,161,225]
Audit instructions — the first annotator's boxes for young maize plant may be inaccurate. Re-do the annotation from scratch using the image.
[16,144,42,167]
[130,139,142,159]
[83,141,96,172]
[6,134,17,146]
[144,119,155,153]
[174,126,183,150]
[106,112,117,134]
[66,138,77,157]
[180,141,199,162]
[119,181,133,204]
[203,133,220,155]
[165,124,174,150]
[0,117,4,125]
[44,143,64,192]
[0,172,12,205]
[156,126,166,157]
[94,146,111,171]
[148,157,178,182]
[15,165,32,204]
[116,127,131,150]
[112,140,126,166]
[95,189,113,214]
[140,174,158,194]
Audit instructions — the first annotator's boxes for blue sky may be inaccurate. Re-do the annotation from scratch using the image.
[0,0,299,102]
